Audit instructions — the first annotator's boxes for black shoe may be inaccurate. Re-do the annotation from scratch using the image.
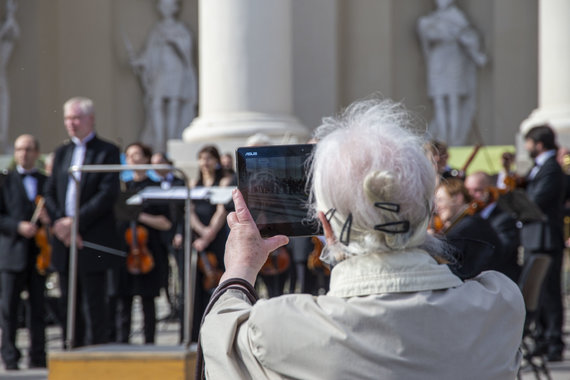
[5,362,19,370]
[29,359,47,368]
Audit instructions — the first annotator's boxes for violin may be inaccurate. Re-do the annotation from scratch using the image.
[32,196,51,275]
[500,151,526,190]
[307,236,330,276]
[260,246,290,276]
[430,214,445,234]
[125,221,154,275]
[438,200,484,235]
[198,251,223,291]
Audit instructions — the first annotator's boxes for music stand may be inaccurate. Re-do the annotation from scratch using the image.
[496,189,546,224]
[66,164,198,349]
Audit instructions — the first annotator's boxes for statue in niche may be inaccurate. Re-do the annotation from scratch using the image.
[125,0,197,152]
[0,0,18,153]
[417,0,488,146]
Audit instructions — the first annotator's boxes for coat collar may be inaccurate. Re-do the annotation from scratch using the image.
[328,249,462,297]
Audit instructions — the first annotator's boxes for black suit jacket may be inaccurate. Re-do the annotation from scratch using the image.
[44,135,121,273]
[446,214,505,279]
[0,170,47,272]
[522,155,565,253]
[486,205,522,281]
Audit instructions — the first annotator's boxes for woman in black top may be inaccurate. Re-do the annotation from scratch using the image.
[115,142,172,343]
[184,145,232,341]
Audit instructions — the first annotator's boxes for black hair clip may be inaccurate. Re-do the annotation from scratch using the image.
[374,202,400,213]
[374,220,410,234]
[340,213,353,246]
[325,208,336,224]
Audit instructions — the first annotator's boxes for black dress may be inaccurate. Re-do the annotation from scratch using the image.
[190,176,229,341]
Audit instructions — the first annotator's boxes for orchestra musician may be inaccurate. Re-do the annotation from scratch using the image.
[114,142,172,344]
[44,97,122,348]
[521,125,566,361]
[150,152,184,321]
[428,140,463,180]
[432,178,505,279]
[464,171,522,281]
[0,135,49,370]
[182,145,232,341]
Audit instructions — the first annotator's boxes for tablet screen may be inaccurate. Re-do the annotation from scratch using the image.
[236,144,321,237]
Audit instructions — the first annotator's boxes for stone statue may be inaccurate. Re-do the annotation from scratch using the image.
[417,0,487,146]
[125,0,197,152]
[0,0,18,153]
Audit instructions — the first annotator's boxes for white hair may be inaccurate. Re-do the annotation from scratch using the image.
[309,98,446,263]
[63,96,94,116]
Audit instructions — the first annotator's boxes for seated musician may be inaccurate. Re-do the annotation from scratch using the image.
[199,98,524,379]
[464,171,522,281]
[433,178,506,279]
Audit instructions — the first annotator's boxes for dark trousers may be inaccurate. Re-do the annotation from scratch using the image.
[0,268,46,365]
[538,249,565,352]
[116,295,156,344]
[59,271,108,348]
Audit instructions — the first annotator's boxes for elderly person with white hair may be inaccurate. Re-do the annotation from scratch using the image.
[198,99,524,379]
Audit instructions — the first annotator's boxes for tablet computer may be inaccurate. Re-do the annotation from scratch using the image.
[236,144,321,237]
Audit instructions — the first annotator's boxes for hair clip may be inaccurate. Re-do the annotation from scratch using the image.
[374,220,410,234]
[374,202,400,213]
[325,208,336,224]
[339,213,353,246]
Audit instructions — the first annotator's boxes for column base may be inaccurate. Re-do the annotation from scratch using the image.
[520,105,570,147]
[182,112,310,144]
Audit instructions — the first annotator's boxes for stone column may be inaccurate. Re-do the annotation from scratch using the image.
[182,0,308,148]
[520,0,570,147]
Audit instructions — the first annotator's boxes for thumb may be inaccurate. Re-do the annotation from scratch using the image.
[263,235,289,253]
[232,189,254,224]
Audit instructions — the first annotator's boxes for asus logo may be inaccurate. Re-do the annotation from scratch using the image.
[245,152,258,156]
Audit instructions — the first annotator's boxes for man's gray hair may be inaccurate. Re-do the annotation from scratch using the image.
[309,98,444,262]
[63,96,94,116]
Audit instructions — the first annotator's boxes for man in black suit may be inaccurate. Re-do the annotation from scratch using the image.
[521,124,566,361]
[464,171,522,282]
[44,97,121,348]
[0,135,49,370]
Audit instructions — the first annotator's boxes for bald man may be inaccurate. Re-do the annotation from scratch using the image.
[464,171,522,282]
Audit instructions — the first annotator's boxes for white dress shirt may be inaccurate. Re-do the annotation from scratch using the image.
[65,132,95,217]
[16,166,37,202]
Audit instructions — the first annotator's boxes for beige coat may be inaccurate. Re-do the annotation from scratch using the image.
[201,249,525,380]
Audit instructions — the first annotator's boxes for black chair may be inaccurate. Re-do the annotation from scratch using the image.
[517,254,552,380]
